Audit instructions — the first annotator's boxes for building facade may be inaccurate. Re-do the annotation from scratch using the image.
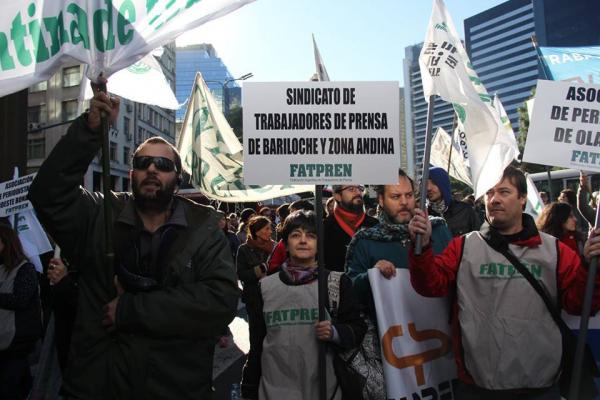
[175,44,241,124]
[26,44,177,192]
[403,43,455,178]
[464,0,600,133]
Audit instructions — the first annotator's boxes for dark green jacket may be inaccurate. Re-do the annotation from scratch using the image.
[28,116,240,400]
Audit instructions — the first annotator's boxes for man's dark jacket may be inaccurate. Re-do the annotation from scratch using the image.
[429,200,481,237]
[28,117,240,400]
[323,213,378,271]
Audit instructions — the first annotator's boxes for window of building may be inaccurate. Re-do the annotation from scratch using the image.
[28,104,47,124]
[29,81,47,93]
[137,127,144,144]
[109,141,117,162]
[63,66,81,87]
[27,137,45,159]
[110,175,118,191]
[123,117,130,139]
[62,99,79,122]
[123,146,130,165]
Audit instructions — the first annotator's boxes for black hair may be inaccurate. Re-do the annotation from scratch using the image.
[248,216,272,239]
[500,166,527,197]
[280,210,317,244]
[289,199,314,212]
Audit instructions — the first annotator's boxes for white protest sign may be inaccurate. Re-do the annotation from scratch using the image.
[368,269,457,399]
[242,82,400,185]
[523,80,600,171]
[0,173,36,217]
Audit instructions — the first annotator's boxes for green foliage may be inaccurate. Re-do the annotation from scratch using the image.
[226,106,243,142]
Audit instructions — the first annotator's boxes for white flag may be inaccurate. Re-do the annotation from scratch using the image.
[82,50,180,109]
[524,174,544,218]
[312,34,330,82]
[177,73,311,202]
[493,93,518,147]
[430,127,472,186]
[419,0,519,198]
[0,0,254,97]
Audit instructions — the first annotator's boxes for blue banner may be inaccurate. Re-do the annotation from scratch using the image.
[538,46,600,84]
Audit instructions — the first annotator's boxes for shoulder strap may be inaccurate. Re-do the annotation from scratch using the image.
[327,271,343,318]
[481,234,569,332]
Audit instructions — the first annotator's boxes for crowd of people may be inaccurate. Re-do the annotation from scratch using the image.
[1,88,600,400]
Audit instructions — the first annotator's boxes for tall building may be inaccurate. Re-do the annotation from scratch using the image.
[464,0,600,134]
[26,44,177,192]
[403,43,455,178]
[398,87,408,173]
[176,44,242,124]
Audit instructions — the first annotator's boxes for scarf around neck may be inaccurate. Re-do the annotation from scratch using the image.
[333,203,366,237]
[281,258,318,284]
[429,199,447,216]
[246,236,275,255]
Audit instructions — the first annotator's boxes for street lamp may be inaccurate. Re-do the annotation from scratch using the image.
[206,72,253,116]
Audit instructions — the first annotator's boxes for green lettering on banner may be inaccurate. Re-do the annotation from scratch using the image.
[272,310,281,323]
[93,0,115,52]
[290,309,299,321]
[117,0,136,45]
[67,3,90,49]
[311,308,318,321]
[0,32,15,70]
[146,0,159,13]
[27,4,49,63]
[43,12,70,56]
[487,263,497,276]
[529,264,542,279]
[479,264,487,275]
[264,311,271,325]
[11,12,32,67]
[281,309,289,322]
[300,309,309,321]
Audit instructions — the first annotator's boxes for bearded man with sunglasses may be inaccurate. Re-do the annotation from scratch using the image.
[28,86,239,400]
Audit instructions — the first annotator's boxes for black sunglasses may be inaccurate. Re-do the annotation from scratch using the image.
[132,156,177,173]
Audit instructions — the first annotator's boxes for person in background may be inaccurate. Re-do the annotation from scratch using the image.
[577,171,597,228]
[559,188,589,239]
[218,211,241,262]
[325,197,335,218]
[537,202,585,257]
[324,185,378,271]
[228,213,239,233]
[46,257,78,374]
[427,167,481,237]
[0,222,42,400]
[275,204,290,241]
[236,216,276,400]
[237,208,257,244]
[252,211,366,400]
[539,191,550,207]
[289,199,314,213]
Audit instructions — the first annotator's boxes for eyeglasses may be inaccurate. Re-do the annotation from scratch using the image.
[340,186,365,193]
[132,156,177,173]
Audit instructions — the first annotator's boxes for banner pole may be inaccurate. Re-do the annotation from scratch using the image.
[446,112,458,173]
[415,96,435,255]
[568,207,600,400]
[98,81,115,276]
[315,184,327,400]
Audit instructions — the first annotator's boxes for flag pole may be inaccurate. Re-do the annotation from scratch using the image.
[415,96,435,255]
[446,112,458,173]
[315,184,327,400]
[97,80,115,275]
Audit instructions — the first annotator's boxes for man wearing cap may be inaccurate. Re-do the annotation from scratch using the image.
[324,185,378,271]
[427,167,481,237]
[28,86,239,399]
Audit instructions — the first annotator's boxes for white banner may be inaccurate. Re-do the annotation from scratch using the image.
[419,0,518,198]
[524,174,544,218]
[0,173,36,217]
[178,73,311,202]
[0,0,254,97]
[430,127,472,186]
[368,269,457,399]
[523,80,600,172]
[242,81,400,185]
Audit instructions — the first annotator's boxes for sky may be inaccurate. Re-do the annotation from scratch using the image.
[176,0,508,87]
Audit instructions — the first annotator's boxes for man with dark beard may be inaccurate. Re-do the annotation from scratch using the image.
[323,185,378,271]
[28,86,239,400]
[346,169,452,321]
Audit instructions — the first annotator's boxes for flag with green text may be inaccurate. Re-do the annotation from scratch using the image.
[419,0,519,198]
[177,73,311,202]
[0,0,254,97]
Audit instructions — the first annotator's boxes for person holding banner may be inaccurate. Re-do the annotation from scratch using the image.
[345,169,452,318]
[28,87,239,400]
[427,167,481,237]
[408,165,600,399]
[253,210,366,400]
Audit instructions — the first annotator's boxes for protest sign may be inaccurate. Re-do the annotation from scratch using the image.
[368,269,457,399]
[523,80,600,171]
[242,82,400,185]
[0,173,36,217]
[430,127,472,186]
[539,46,600,84]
